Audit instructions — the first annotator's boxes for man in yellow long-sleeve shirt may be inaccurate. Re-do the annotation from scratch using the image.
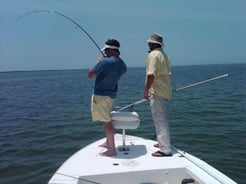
[144,33,172,157]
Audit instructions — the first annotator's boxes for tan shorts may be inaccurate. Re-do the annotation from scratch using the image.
[91,95,114,122]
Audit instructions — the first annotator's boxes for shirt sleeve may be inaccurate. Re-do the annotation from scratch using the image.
[93,59,107,74]
[146,52,159,76]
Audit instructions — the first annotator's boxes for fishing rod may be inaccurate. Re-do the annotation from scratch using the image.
[117,99,147,111]
[17,10,104,55]
[173,73,229,92]
[118,73,229,111]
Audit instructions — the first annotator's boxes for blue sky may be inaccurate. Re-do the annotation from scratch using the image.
[1,0,246,71]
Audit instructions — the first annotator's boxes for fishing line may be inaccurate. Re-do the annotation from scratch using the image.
[17,10,104,55]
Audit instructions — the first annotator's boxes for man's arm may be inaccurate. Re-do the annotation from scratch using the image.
[87,55,105,78]
[144,74,154,99]
[87,69,96,78]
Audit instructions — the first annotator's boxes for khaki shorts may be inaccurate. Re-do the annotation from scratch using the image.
[91,95,114,122]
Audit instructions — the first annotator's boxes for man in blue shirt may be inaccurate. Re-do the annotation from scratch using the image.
[88,39,127,156]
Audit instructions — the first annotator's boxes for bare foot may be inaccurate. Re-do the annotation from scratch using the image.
[98,142,109,148]
[100,150,117,156]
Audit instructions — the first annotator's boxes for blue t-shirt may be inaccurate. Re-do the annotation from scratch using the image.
[92,56,127,98]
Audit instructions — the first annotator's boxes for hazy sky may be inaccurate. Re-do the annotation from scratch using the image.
[1,0,246,71]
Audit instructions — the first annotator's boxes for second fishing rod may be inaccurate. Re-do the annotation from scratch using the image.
[117,73,229,111]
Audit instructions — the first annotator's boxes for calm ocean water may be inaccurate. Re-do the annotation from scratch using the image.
[0,63,245,184]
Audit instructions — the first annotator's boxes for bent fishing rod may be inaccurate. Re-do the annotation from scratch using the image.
[118,73,229,111]
[17,10,104,55]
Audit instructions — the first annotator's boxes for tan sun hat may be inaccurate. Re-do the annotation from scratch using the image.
[146,33,164,46]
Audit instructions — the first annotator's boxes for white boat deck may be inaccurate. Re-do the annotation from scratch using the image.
[48,134,237,184]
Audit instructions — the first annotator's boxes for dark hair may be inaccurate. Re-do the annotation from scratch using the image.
[105,39,120,48]
[105,39,120,54]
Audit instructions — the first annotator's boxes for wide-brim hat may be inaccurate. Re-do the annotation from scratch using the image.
[146,33,164,46]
